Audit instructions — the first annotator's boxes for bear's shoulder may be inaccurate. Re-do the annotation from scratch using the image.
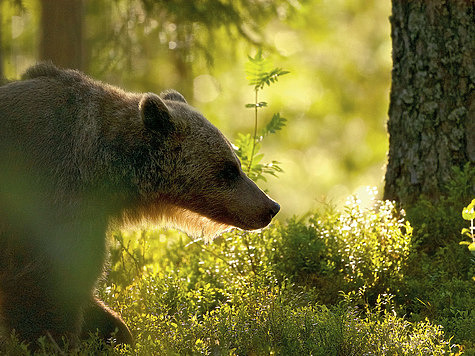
[23,63,68,79]
[22,63,91,87]
[20,63,127,101]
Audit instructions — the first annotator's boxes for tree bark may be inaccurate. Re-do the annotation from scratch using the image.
[384,0,474,205]
[39,0,84,70]
[0,0,3,81]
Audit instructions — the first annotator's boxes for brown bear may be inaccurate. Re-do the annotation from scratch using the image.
[0,63,279,348]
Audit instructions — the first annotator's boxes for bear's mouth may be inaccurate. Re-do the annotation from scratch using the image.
[119,191,278,243]
[119,203,234,243]
[162,206,235,242]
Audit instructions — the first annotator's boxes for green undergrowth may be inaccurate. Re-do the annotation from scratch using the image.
[5,179,474,355]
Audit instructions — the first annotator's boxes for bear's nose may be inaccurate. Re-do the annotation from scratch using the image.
[269,201,280,218]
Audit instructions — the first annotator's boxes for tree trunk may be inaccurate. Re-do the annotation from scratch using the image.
[384,0,474,206]
[39,0,84,70]
[0,0,3,81]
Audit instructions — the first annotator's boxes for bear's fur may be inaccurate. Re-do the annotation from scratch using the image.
[0,63,279,347]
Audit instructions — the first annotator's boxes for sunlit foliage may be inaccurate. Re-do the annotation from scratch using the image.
[100,191,465,354]
[1,186,472,354]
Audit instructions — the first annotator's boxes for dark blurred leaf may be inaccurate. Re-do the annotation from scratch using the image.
[260,113,287,137]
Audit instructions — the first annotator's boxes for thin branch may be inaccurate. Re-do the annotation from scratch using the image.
[247,88,259,173]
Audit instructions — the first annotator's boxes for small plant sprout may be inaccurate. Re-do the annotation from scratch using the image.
[234,50,288,182]
[460,198,475,253]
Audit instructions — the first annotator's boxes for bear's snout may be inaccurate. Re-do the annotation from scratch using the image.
[269,201,280,218]
[228,176,280,230]
[255,198,280,229]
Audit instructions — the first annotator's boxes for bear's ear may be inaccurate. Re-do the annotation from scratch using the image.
[160,89,187,104]
[139,93,174,135]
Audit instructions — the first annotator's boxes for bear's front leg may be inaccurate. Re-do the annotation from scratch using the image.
[81,297,133,345]
[0,256,85,348]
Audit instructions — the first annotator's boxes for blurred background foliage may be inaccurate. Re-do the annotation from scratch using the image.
[0,0,391,217]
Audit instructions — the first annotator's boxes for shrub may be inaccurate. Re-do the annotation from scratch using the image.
[407,164,475,252]
[95,276,458,356]
[267,189,412,303]
[4,187,471,354]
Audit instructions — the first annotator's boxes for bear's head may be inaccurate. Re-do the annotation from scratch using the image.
[124,90,280,240]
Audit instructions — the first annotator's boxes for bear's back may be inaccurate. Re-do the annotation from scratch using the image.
[0,67,84,168]
[23,62,67,79]
[0,64,131,203]
[1,64,93,134]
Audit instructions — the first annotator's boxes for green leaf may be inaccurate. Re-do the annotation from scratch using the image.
[260,113,287,137]
[462,199,475,220]
[234,133,253,161]
[461,228,472,237]
[245,50,289,90]
[252,153,264,165]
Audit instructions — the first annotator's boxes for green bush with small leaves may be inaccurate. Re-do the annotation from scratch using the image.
[1,194,466,355]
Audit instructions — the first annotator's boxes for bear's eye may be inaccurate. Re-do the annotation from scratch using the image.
[218,162,241,181]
